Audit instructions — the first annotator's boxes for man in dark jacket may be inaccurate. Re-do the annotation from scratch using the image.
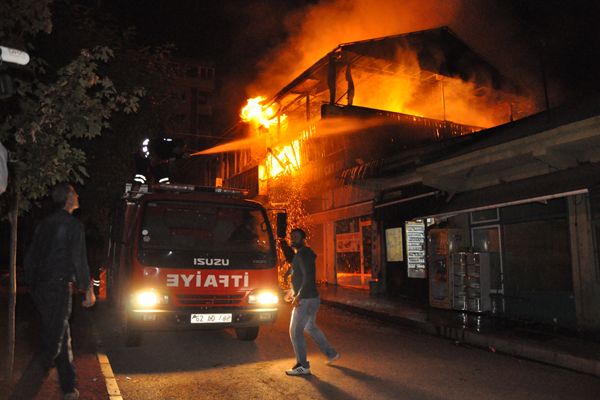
[10,183,96,400]
[285,228,339,376]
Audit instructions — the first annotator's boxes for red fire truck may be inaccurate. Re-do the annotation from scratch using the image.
[104,183,283,346]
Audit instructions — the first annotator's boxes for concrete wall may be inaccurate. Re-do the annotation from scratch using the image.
[568,194,600,331]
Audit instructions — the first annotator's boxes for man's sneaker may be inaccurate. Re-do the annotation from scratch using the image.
[64,388,80,400]
[326,352,341,365]
[285,363,311,376]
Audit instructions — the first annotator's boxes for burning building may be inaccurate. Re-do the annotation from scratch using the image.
[200,26,529,285]
[193,26,600,332]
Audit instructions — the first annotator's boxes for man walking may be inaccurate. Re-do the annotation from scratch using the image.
[10,183,96,400]
[285,228,339,376]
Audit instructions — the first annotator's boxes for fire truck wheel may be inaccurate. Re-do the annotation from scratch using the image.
[125,324,142,347]
[122,312,142,347]
[235,326,259,341]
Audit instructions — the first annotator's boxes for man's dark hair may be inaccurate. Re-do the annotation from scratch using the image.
[291,227,306,239]
[51,183,71,207]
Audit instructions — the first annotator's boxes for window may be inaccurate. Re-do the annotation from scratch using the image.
[186,67,198,78]
[201,67,214,80]
[139,202,275,269]
[471,225,503,292]
[470,208,499,224]
[335,216,372,289]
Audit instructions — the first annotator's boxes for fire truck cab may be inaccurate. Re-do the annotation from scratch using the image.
[105,183,282,346]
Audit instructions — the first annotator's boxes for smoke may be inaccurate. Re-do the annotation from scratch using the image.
[248,0,542,111]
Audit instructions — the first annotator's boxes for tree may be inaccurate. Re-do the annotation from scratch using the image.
[0,0,141,379]
[42,1,181,232]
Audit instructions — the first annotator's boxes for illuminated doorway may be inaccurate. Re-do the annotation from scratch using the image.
[335,216,372,289]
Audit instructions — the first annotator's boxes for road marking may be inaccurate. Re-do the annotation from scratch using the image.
[97,352,123,399]
[91,319,123,400]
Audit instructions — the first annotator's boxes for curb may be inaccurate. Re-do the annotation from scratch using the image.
[97,353,123,400]
[321,298,600,378]
[91,320,123,400]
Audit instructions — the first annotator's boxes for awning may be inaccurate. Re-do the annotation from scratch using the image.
[422,163,600,218]
[417,115,600,193]
[306,200,373,225]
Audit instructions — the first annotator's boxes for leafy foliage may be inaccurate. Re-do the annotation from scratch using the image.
[0,1,143,216]
[0,0,52,47]
[1,46,142,213]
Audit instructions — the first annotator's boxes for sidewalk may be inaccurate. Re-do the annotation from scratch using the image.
[0,278,110,400]
[320,284,600,378]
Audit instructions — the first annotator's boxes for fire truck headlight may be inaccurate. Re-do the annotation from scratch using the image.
[248,290,279,305]
[134,290,160,308]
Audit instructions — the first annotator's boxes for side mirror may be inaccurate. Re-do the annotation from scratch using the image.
[276,212,287,238]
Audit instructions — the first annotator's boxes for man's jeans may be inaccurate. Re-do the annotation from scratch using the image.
[289,297,337,368]
[9,281,75,399]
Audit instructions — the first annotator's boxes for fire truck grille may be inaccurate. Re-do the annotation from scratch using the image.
[176,293,245,306]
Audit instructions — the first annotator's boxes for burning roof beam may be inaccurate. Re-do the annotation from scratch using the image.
[270,27,512,106]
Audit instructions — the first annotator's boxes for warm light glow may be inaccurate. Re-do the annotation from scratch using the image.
[266,140,301,178]
[249,1,537,129]
[135,290,160,308]
[258,164,267,180]
[344,48,523,128]
[241,96,282,130]
[248,290,279,305]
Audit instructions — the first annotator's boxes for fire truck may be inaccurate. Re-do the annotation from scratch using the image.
[104,183,284,346]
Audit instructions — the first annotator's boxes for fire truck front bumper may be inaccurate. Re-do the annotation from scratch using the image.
[127,307,279,330]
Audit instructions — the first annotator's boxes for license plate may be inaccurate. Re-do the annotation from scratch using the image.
[190,313,232,324]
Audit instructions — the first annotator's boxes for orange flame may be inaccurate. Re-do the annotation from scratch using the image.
[240,96,279,130]
[266,141,301,178]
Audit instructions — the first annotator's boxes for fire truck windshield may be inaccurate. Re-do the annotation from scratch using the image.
[137,201,276,269]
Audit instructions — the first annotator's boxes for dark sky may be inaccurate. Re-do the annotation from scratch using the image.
[100,0,600,133]
[102,1,313,78]
[102,0,317,134]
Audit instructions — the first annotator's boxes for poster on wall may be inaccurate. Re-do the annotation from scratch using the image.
[406,219,426,278]
[385,227,403,262]
[335,232,361,253]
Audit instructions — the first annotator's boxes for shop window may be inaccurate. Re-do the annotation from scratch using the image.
[470,208,499,224]
[471,225,504,292]
[500,198,566,222]
[502,219,572,292]
[335,216,372,289]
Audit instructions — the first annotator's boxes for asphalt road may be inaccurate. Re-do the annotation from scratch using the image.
[94,303,600,400]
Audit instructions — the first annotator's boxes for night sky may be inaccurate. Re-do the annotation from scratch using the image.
[98,0,600,133]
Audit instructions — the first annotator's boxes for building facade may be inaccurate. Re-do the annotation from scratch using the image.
[208,28,600,332]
